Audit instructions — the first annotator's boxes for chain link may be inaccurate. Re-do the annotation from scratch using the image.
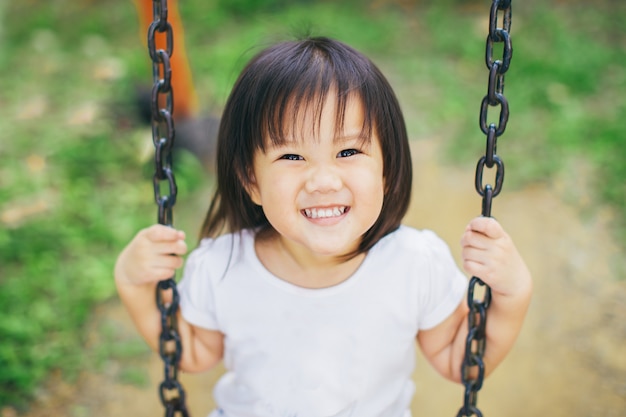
[148,1,190,416]
[457,1,513,416]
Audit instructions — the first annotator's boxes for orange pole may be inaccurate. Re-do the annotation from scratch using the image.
[134,0,199,120]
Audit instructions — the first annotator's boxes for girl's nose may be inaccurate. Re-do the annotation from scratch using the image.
[305,164,342,193]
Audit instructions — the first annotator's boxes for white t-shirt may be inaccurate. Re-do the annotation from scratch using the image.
[179,225,467,417]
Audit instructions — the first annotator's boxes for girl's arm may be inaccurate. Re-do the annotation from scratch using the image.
[114,224,223,373]
[417,217,532,382]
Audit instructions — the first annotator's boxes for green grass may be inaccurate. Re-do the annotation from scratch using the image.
[0,0,624,408]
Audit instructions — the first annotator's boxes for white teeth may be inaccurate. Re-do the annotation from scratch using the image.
[304,206,346,219]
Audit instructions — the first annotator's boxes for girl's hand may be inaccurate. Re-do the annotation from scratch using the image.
[460,217,531,297]
[114,224,187,286]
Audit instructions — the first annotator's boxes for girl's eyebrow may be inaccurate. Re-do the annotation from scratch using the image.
[334,132,370,143]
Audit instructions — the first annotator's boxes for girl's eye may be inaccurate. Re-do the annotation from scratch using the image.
[280,154,303,161]
[337,149,359,158]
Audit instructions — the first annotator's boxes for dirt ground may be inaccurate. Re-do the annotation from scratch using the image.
[10,138,625,417]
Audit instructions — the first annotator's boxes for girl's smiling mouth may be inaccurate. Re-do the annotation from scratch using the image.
[302,206,348,219]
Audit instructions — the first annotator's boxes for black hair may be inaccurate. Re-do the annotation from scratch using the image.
[200,36,412,256]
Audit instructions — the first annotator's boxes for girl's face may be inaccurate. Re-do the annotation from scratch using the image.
[247,95,385,261]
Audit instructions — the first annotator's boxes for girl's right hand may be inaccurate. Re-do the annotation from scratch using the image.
[114,224,188,286]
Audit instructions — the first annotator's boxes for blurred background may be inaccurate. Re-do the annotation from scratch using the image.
[0,0,624,416]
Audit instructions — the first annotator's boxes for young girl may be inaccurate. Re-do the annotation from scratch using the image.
[115,36,532,417]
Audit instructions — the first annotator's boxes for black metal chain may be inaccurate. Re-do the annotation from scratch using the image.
[148,1,190,416]
[457,1,513,416]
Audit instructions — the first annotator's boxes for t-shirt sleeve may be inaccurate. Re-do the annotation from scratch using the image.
[417,230,468,330]
[178,242,221,331]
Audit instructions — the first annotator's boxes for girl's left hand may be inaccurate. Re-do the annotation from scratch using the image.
[460,216,531,297]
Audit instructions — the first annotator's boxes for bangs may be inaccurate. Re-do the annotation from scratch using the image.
[252,41,376,150]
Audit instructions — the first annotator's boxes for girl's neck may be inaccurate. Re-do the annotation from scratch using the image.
[254,229,366,289]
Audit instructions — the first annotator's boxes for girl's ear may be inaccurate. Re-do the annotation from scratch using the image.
[242,169,262,206]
